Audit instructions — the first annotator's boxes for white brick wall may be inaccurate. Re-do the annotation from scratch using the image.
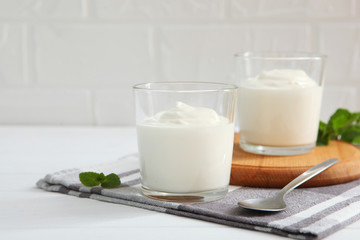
[93,0,225,19]
[0,0,359,125]
[0,0,83,18]
[34,24,156,87]
[0,24,25,85]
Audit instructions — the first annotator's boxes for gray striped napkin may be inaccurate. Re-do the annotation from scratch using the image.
[37,154,360,240]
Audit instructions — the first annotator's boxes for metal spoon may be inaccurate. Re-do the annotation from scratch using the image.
[237,158,339,211]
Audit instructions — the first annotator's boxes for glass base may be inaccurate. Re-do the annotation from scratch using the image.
[240,141,315,156]
[141,186,228,203]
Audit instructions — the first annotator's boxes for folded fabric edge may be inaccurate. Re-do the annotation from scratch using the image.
[36,179,317,240]
[36,179,168,213]
[166,207,317,240]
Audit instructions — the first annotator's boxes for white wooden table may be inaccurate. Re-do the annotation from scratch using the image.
[1,126,360,240]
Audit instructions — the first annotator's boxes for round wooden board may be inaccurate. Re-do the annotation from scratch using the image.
[230,134,360,188]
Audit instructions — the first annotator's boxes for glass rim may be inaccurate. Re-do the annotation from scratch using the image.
[234,51,327,61]
[133,81,238,93]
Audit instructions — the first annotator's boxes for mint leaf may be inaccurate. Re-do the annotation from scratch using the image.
[352,112,360,125]
[327,109,352,134]
[317,108,360,146]
[316,121,330,146]
[101,173,121,188]
[79,172,121,188]
[353,137,360,146]
[98,172,105,182]
[340,125,360,144]
[79,172,102,187]
[318,120,327,132]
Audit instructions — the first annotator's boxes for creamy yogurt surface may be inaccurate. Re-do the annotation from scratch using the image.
[238,69,323,147]
[244,69,318,88]
[142,101,229,126]
[137,102,234,193]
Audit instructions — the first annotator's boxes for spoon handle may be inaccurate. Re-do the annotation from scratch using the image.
[279,158,339,196]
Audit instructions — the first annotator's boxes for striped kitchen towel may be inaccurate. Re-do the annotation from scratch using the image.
[37,154,360,240]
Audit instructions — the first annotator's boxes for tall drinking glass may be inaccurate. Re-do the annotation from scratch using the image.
[235,52,326,156]
[133,82,237,203]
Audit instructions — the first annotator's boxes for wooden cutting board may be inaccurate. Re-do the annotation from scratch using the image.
[230,134,360,188]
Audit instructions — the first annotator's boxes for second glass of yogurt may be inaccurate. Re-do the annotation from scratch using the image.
[133,82,238,203]
[235,52,326,156]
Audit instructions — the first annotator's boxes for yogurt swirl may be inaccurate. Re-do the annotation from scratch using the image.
[143,102,228,126]
[244,69,318,88]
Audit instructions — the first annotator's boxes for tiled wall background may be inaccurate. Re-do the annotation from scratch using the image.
[0,0,359,125]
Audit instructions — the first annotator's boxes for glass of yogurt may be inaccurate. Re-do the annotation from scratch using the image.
[133,82,238,203]
[235,52,326,156]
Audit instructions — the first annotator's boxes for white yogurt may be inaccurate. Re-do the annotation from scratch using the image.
[238,69,323,146]
[137,102,234,193]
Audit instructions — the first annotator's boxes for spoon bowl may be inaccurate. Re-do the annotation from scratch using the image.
[239,195,287,212]
[238,158,339,211]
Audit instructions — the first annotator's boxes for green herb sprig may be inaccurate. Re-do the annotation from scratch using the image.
[317,108,360,146]
[79,172,121,188]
